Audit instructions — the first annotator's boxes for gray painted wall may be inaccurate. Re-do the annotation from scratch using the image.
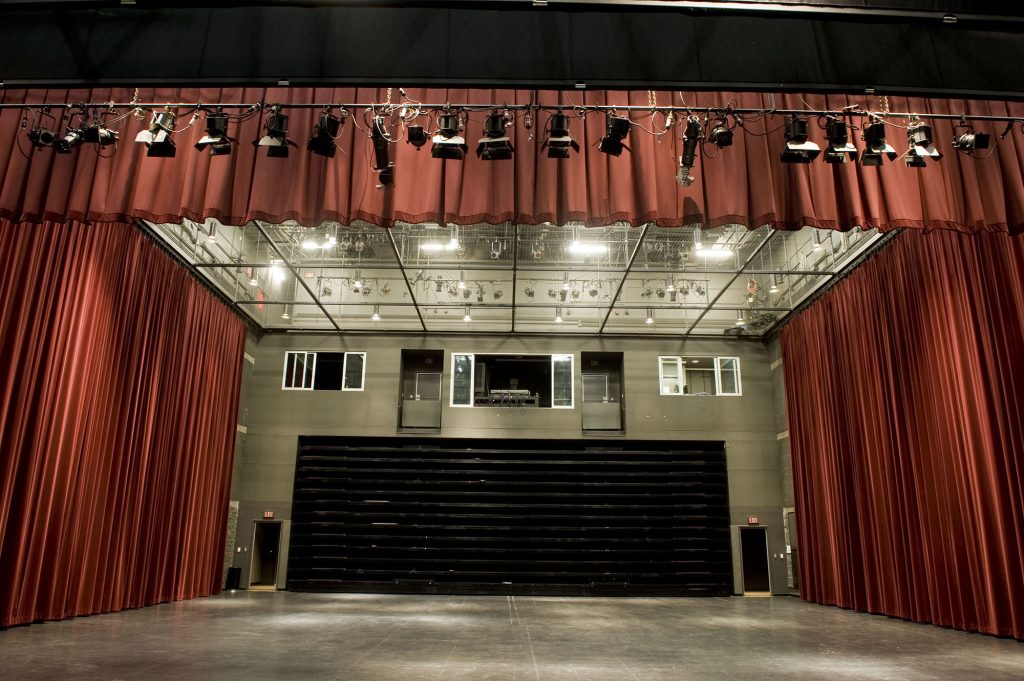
[229,332,790,594]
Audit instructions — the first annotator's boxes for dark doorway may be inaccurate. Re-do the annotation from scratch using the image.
[740,527,771,594]
[249,521,281,589]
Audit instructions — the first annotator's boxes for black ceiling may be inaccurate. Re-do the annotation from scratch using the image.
[0,2,1022,99]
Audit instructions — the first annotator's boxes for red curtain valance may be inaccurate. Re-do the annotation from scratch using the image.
[1,87,1022,233]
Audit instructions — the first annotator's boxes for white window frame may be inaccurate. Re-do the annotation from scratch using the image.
[658,356,684,395]
[282,351,317,390]
[550,354,575,409]
[657,355,742,397]
[449,352,576,409]
[450,353,475,407]
[342,352,367,391]
[714,356,743,396]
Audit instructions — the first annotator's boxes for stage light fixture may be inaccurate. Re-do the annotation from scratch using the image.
[195,111,232,156]
[370,115,395,187]
[952,129,990,154]
[53,128,85,154]
[709,117,733,148]
[463,305,472,322]
[136,110,177,157]
[258,109,293,157]
[407,124,429,149]
[476,111,514,160]
[769,274,779,294]
[780,116,820,163]
[861,118,897,166]
[554,307,563,324]
[353,270,363,290]
[307,110,342,158]
[735,310,747,327]
[542,113,580,158]
[906,122,942,167]
[823,118,857,164]
[599,114,631,156]
[677,116,703,187]
[645,309,654,325]
[28,126,57,148]
[371,305,381,322]
[431,111,468,160]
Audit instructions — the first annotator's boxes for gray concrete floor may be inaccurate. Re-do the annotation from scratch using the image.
[2,592,1022,681]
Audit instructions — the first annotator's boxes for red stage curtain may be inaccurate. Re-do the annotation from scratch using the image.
[781,230,1024,639]
[0,220,246,628]
[0,88,1022,233]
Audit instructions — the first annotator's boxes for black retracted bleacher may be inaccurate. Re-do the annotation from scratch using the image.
[287,437,731,596]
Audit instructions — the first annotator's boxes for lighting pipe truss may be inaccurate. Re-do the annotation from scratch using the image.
[4,100,1023,125]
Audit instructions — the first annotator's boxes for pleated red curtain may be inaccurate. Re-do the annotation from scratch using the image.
[781,230,1024,639]
[0,219,246,628]
[1,88,1022,232]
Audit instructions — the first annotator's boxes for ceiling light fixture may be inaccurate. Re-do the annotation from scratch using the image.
[476,110,514,160]
[463,305,472,322]
[736,310,747,327]
[353,270,363,289]
[677,116,703,187]
[554,307,563,324]
[645,308,654,325]
[458,270,466,289]
[780,116,820,163]
[599,113,631,156]
[431,111,468,160]
[258,107,293,157]
[812,232,823,252]
[861,116,897,166]
[769,274,779,294]
[195,110,232,156]
[823,118,857,164]
[709,116,733,148]
[370,115,395,187]
[543,112,580,158]
[307,109,342,158]
[136,110,178,157]
[906,121,942,167]
[406,124,429,149]
[952,124,990,154]
[371,305,381,321]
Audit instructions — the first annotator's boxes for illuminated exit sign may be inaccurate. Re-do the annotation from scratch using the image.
[263,510,275,519]
[747,516,759,525]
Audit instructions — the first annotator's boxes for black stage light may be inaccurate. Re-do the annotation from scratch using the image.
[306,111,342,158]
[861,119,896,166]
[823,118,858,164]
[431,111,468,160]
[952,130,990,153]
[542,112,580,159]
[53,128,85,154]
[28,127,57,148]
[135,111,176,157]
[906,123,942,166]
[371,115,394,188]
[476,111,514,160]
[195,111,232,156]
[780,116,820,163]
[598,114,631,156]
[258,109,292,158]
[407,125,429,149]
[676,116,703,187]
[708,118,733,148]
[81,124,119,147]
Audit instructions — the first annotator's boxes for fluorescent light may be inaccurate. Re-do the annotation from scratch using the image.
[568,241,607,256]
[695,244,733,259]
[302,239,320,250]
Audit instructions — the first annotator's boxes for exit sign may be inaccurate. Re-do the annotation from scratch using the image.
[747,516,759,525]
[263,510,275,519]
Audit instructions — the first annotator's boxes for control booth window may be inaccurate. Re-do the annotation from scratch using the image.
[282,351,366,391]
[450,353,574,408]
[658,356,742,396]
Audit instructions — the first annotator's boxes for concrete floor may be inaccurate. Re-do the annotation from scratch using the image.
[2,593,1022,681]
